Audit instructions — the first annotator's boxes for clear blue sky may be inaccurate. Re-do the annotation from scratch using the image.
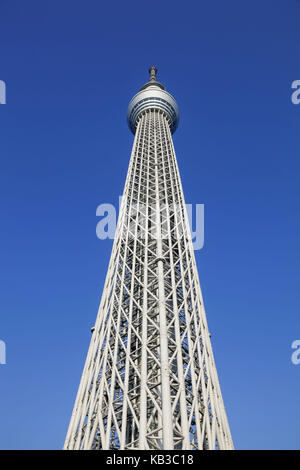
[0,0,299,450]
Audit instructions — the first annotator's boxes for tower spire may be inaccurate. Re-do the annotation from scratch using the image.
[139,65,165,92]
[149,65,157,81]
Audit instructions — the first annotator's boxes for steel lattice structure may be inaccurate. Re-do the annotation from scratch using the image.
[64,67,234,450]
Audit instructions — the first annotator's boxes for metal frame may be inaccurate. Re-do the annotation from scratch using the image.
[64,75,233,450]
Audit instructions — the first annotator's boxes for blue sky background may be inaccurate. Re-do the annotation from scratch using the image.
[0,0,299,450]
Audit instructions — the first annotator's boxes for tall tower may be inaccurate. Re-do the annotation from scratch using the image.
[64,67,234,450]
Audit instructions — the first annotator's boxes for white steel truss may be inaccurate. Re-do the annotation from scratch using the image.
[64,78,234,450]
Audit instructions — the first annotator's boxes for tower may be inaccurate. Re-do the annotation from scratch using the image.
[64,67,234,450]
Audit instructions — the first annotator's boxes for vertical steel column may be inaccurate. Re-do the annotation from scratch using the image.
[154,111,174,449]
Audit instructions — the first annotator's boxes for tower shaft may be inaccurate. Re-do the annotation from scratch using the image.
[64,106,233,450]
